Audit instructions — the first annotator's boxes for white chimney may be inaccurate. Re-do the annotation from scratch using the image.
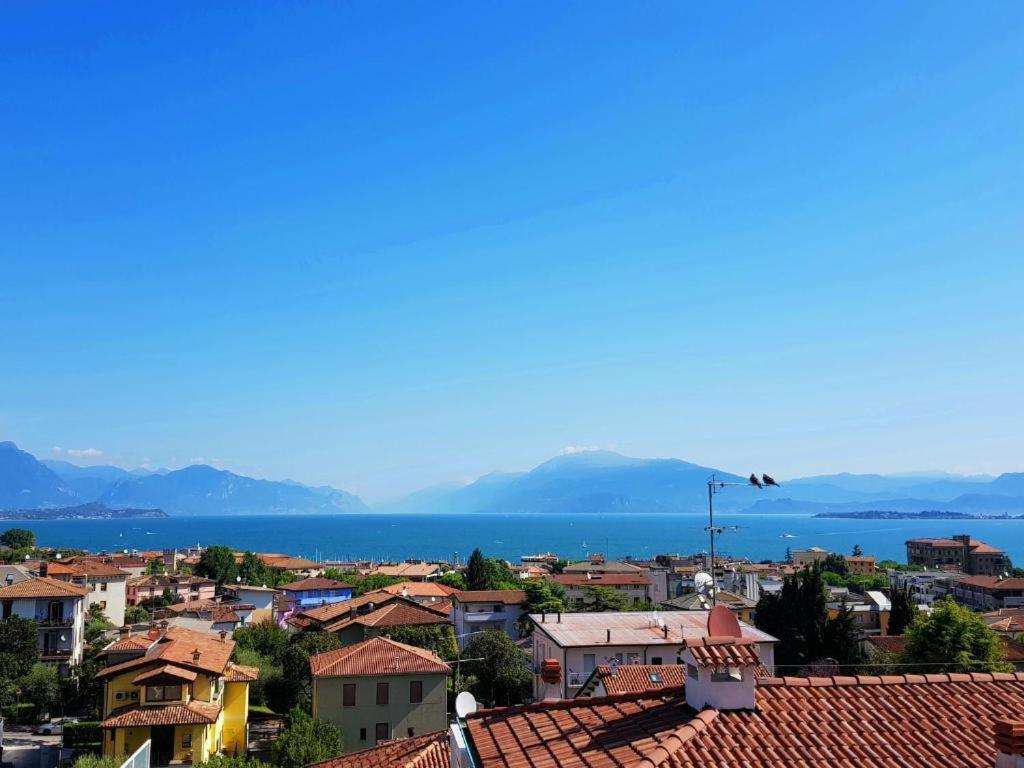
[995,719,1024,768]
[683,606,759,712]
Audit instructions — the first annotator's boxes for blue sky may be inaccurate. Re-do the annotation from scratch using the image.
[2,3,1023,502]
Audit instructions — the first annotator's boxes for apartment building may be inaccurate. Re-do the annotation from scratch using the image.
[451,590,526,649]
[45,559,130,626]
[0,576,88,670]
[905,534,1009,575]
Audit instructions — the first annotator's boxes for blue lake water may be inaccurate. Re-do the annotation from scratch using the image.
[12,513,1024,565]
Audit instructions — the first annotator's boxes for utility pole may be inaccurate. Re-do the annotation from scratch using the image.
[706,473,779,605]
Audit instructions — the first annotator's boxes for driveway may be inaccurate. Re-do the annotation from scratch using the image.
[2,727,61,768]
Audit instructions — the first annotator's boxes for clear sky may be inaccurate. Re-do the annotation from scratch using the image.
[2,3,1023,502]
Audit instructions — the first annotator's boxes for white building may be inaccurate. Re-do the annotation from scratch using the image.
[0,576,88,670]
[452,590,526,650]
[224,584,277,623]
[45,559,130,626]
[529,610,777,699]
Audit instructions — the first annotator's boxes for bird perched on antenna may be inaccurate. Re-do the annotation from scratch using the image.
[749,473,763,488]
[762,474,779,487]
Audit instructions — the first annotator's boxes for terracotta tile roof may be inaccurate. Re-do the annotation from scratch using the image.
[211,606,241,623]
[101,635,155,654]
[466,673,1024,768]
[551,573,651,586]
[165,599,220,614]
[969,540,1005,554]
[0,576,89,598]
[308,731,449,768]
[259,554,318,570]
[280,576,353,592]
[454,590,526,605]
[225,663,260,682]
[296,592,396,624]
[530,611,776,648]
[380,581,459,598]
[296,594,448,633]
[985,610,1024,633]
[422,599,452,616]
[375,563,440,578]
[102,701,221,728]
[958,575,1024,591]
[351,601,450,629]
[96,625,234,678]
[132,664,198,684]
[59,560,129,577]
[685,637,762,668]
[584,665,687,696]
[310,637,450,678]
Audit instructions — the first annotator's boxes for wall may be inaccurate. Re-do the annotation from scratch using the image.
[221,681,250,755]
[313,673,447,753]
[86,576,128,626]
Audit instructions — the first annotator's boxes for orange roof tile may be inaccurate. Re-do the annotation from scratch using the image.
[958,575,1024,591]
[101,635,155,654]
[102,701,220,728]
[685,637,762,668]
[96,625,233,678]
[379,581,459,598]
[454,590,526,604]
[352,601,450,629]
[584,665,687,696]
[0,576,89,598]
[308,731,449,768]
[132,664,199,684]
[310,637,449,678]
[225,663,260,682]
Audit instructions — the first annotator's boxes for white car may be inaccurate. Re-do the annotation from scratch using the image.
[36,718,79,736]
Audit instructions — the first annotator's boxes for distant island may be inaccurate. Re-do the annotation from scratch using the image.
[814,510,979,520]
[0,502,168,521]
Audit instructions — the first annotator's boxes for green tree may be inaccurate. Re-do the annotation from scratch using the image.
[342,572,403,596]
[522,579,565,614]
[0,616,41,688]
[233,618,290,664]
[271,708,344,768]
[195,545,238,586]
[437,571,467,590]
[85,603,115,643]
[823,600,864,667]
[580,585,628,612]
[1,528,36,549]
[21,662,60,717]
[887,585,916,636]
[466,548,487,591]
[145,558,164,575]
[281,632,343,711]
[904,597,1011,673]
[461,631,531,707]
[851,544,863,557]
[124,605,151,625]
[385,625,458,661]
[61,644,106,719]
[821,553,848,576]
[755,563,830,671]
[238,552,274,587]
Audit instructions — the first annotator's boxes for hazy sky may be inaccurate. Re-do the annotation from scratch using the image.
[3,3,1023,502]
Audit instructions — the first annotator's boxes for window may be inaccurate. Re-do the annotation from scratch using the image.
[687,663,698,680]
[583,654,596,673]
[101,582,108,592]
[711,667,743,683]
[2,601,11,619]
[409,681,423,703]
[376,682,389,705]
[359,728,367,742]
[342,684,356,707]
[407,727,415,737]
[182,733,192,748]
[650,657,663,666]
[110,731,115,743]
[492,604,505,613]
[147,685,182,702]
[375,723,389,743]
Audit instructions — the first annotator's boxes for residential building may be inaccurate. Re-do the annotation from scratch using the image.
[374,562,442,581]
[377,581,457,609]
[550,572,652,607]
[66,555,149,579]
[790,546,830,567]
[96,624,257,765]
[660,590,757,623]
[984,609,1024,640]
[528,610,776,699]
[310,637,449,753]
[888,569,955,606]
[307,731,449,768]
[45,559,130,626]
[451,590,526,649]
[0,576,87,670]
[288,592,451,646]
[128,575,216,607]
[223,584,276,623]
[952,575,1024,610]
[827,590,891,636]
[844,555,876,576]
[905,534,1010,575]
[160,600,257,635]
[575,663,687,698]
[238,553,320,575]
[0,564,32,587]
[279,577,354,614]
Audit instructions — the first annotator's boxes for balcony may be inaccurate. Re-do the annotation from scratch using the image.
[566,671,588,688]
[465,612,507,623]
[40,648,73,660]
[37,616,74,627]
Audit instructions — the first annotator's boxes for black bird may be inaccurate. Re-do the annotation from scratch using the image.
[749,473,763,488]
[762,474,779,487]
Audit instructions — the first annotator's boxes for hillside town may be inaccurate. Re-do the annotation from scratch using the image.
[3,526,1024,768]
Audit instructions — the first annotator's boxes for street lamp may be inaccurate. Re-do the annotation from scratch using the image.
[706,473,779,605]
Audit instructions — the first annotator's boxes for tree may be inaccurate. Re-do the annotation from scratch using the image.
[196,755,272,768]
[580,585,628,612]
[385,625,458,661]
[823,600,864,667]
[821,554,848,576]
[851,544,863,557]
[281,631,343,711]
[271,708,344,768]
[437,571,467,590]
[887,585,916,636]
[522,579,565,614]
[61,644,106,719]
[0,616,41,684]
[233,619,290,664]
[124,605,151,625]
[85,603,115,643]
[466,548,487,591]
[904,597,1011,673]
[461,631,531,707]
[72,756,123,768]
[195,545,238,586]
[145,558,164,576]
[238,552,274,587]
[21,662,60,717]
[1,528,36,549]
[755,564,830,671]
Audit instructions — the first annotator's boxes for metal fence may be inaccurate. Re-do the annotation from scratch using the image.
[119,739,150,768]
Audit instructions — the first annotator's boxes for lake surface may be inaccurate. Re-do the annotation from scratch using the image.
[12,513,1024,565]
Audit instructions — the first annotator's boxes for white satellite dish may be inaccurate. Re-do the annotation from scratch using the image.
[694,571,715,595]
[455,691,478,719]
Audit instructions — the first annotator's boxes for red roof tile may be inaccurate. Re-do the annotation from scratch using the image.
[352,601,450,629]
[0,576,89,598]
[582,665,687,696]
[308,731,449,768]
[379,581,459,599]
[310,637,449,678]
[131,664,198,684]
[551,573,651,586]
[225,663,260,682]
[685,637,762,668]
[101,635,155,654]
[958,575,1024,591]
[96,625,234,678]
[102,701,221,728]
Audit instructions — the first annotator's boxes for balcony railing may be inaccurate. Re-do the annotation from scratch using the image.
[37,616,74,627]
[40,649,73,660]
[566,672,588,687]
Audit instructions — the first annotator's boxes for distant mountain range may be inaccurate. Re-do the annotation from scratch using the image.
[0,441,367,516]
[3,439,1024,518]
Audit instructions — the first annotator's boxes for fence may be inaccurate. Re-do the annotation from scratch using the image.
[118,739,150,768]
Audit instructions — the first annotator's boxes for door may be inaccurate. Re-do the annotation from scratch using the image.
[151,726,175,766]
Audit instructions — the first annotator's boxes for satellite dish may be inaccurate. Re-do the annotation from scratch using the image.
[455,691,478,719]
[694,572,714,595]
[707,604,742,638]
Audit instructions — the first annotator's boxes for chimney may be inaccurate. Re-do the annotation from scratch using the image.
[119,626,131,638]
[192,648,201,663]
[606,629,611,643]
[995,719,1024,768]
[159,619,169,630]
[541,612,546,623]
[148,622,160,640]
[557,612,561,623]
[662,625,669,639]
[219,630,228,642]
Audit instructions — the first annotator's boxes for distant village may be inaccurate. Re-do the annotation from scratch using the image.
[2,527,1024,768]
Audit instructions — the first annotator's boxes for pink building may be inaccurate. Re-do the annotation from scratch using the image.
[127,574,216,607]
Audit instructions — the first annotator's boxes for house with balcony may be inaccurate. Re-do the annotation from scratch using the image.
[451,590,525,649]
[0,576,88,670]
[528,610,776,699]
[550,572,652,607]
[44,559,130,626]
[278,577,353,616]
[96,624,258,766]
[128,575,216,607]
[952,575,1024,610]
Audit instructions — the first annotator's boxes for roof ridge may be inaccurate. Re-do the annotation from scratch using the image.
[757,671,1024,687]
[468,685,687,719]
[627,708,720,768]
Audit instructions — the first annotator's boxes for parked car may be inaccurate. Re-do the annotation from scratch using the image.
[36,718,79,735]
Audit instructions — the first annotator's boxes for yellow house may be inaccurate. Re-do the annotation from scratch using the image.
[97,625,258,765]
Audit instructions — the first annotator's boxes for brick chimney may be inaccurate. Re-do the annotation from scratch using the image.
[995,719,1024,768]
